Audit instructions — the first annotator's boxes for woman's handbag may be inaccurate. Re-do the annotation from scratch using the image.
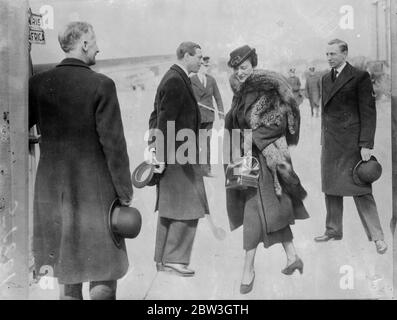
[225,156,260,190]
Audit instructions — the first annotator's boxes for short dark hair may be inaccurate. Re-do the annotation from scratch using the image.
[176,42,201,60]
[328,39,348,53]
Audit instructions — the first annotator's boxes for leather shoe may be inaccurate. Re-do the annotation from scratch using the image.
[282,256,303,275]
[375,240,387,255]
[314,234,342,242]
[163,263,195,277]
[156,263,165,272]
[240,272,255,295]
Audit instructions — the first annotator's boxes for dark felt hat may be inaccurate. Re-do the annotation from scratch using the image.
[108,199,142,248]
[352,156,382,186]
[228,45,256,68]
[132,161,162,188]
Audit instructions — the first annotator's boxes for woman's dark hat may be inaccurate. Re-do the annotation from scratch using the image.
[132,161,161,188]
[108,199,142,248]
[228,45,256,68]
[352,156,382,186]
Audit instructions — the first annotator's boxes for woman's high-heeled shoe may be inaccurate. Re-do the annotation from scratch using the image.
[282,256,303,275]
[240,272,255,295]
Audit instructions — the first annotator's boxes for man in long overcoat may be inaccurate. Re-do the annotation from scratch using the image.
[305,67,321,117]
[314,39,387,254]
[147,42,209,276]
[29,22,133,299]
[190,56,224,176]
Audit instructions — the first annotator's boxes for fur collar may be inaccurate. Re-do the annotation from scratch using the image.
[231,69,300,146]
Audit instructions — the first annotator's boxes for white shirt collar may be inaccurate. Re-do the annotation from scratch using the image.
[175,62,189,77]
[335,62,347,75]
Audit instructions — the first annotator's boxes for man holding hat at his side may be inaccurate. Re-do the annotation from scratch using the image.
[314,39,387,254]
[147,42,209,277]
[29,22,133,299]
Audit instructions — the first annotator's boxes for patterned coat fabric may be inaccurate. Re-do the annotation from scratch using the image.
[224,70,309,233]
[29,58,133,284]
[321,62,376,196]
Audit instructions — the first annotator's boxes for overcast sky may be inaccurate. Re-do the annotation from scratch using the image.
[29,0,378,67]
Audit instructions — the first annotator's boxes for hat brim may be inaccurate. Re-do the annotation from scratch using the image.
[108,198,123,249]
[228,48,256,68]
[352,156,379,186]
[132,161,157,188]
[352,161,366,186]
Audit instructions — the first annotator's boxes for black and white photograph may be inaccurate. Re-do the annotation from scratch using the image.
[0,0,396,302]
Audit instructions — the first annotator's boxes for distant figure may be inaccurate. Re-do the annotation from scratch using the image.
[314,39,387,255]
[286,68,303,106]
[29,22,133,300]
[305,67,321,117]
[190,56,224,177]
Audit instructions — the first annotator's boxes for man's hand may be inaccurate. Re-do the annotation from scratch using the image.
[119,199,132,207]
[154,163,166,174]
[144,147,156,164]
[361,148,373,162]
[145,147,165,173]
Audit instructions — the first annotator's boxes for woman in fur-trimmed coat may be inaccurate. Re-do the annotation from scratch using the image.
[224,45,309,294]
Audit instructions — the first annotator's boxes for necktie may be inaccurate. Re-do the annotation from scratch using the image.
[332,68,338,82]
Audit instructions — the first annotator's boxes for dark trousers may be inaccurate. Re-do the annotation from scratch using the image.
[200,122,213,172]
[325,194,384,241]
[154,217,198,265]
[60,280,117,300]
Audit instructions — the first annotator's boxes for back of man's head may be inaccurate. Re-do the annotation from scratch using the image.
[58,21,93,53]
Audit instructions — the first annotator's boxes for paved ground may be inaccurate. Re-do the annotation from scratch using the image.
[29,71,394,300]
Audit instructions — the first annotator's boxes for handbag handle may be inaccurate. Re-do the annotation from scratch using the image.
[226,155,260,176]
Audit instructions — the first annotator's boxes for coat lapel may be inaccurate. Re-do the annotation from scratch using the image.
[191,75,206,98]
[171,65,198,103]
[171,64,201,132]
[191,74,206,92]
[323,63,354,107]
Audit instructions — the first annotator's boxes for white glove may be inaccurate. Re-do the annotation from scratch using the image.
[144,147,156,164]
[144,147,166,174]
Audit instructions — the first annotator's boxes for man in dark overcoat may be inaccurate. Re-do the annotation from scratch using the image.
[147,42,209,276]
[190,56,224,176]
[314,39,387,254]
[305,67,321,117]
[29,22,133,299]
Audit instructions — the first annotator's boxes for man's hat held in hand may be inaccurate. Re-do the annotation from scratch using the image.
[352,156,382,186]
[108,199,142,248]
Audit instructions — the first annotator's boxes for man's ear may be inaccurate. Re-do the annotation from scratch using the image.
[82,40,88,53]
